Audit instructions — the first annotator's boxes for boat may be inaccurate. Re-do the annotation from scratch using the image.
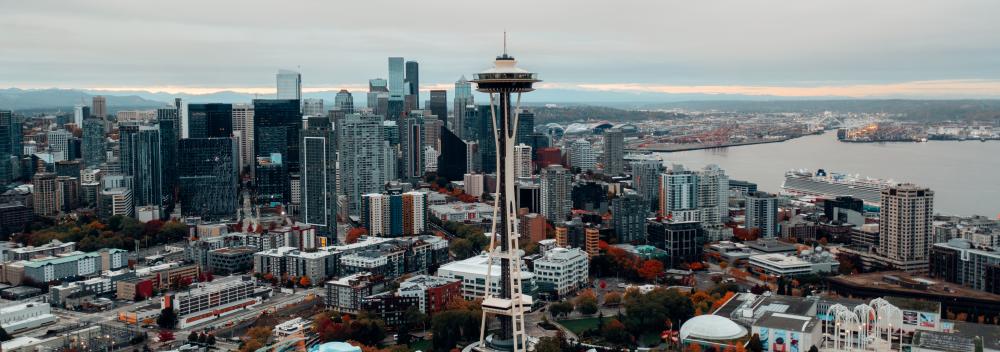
[781,169,896,206]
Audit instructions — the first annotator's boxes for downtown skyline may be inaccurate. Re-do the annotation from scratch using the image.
[3,0,1000,100]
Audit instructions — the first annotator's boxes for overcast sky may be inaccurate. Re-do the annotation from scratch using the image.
[3,0,1000,98]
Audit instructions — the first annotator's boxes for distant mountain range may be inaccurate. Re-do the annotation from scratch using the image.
[3,87,999,122]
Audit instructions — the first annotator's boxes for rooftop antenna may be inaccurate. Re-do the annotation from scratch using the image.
[503,31,508,56]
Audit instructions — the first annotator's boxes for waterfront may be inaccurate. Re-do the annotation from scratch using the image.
[652,131,1000,217]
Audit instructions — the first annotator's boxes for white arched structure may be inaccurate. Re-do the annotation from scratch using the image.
[825,298,904,351]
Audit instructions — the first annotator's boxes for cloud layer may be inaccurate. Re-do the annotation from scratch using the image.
[2,0,999,99]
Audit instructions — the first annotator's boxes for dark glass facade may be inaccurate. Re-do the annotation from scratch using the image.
[429,90,447,122]
[187,103,233,138]
[119,124,163,212]
[253,99,302,173]
[436,127,468,182]
[300,127,338,237]
[476,105,496,173]
[178,138,238,219]
[82,117,105,168]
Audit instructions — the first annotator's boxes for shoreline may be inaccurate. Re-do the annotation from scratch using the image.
[626,133,812,153]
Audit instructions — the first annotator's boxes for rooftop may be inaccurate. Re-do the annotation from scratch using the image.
[829,271,1000,303]
[754,311,818,332]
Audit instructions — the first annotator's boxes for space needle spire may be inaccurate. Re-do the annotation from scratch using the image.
[471,35,540,352]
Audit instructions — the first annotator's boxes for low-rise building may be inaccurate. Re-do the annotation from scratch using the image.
[748,249,839,276]
[530,247,589,298]
[0,302,57,333]
[163,275,268,328]
[206,246,257,275]
[397,275,461,314]
[4,248,127,285]
[929,238,1000,294]
[436,254,536,300]
[428,202,494,222]
[273,317,311,337]
[324,272,386,314]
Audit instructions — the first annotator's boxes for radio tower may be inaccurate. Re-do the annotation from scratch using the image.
[473,34,539,352]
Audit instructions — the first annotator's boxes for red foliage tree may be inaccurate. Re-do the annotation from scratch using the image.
[346,228,368,244]
[158,330,175,342]
[637,259,664,282]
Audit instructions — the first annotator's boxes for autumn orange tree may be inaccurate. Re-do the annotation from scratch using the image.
[637,259,664,282]
[346,227,368,244]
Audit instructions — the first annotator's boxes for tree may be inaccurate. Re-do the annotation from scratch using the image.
[534,336,563,352]
[187,332,199,342]
[604,291,623,306]
[449,238,476,259]
[748,333,763,352]
[807,346,819,352]
[637,259,664,282]
[601,319,631,347]
[549,301,574,317]
[574,289,599,315]
[157,307,178,329]
[205,334,216,345]
[299,276,312,287]
[346,227,367,244]
[0,326,11,342]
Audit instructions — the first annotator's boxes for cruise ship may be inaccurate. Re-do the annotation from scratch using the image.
[781,169,895,206]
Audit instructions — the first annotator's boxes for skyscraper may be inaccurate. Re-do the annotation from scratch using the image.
[334,90,354,113]
[276,69,302,100]
[302,98,324,116]
[697,165,730,241]
[879,184,934,273]
[231,103,255,173]
[568,139,596,172]
[612,191,647,244]
[453,76,474,139]
[186,103,233,138]
[745,191,778,238]
[476,105,497,174]
[515,110,534,146]
[157,108,180,210]
[32,172,59,217]
[361,191,427,237]
[82,117,106,168]
[119,123,163,214]
[399,113,425,181]
[339,112,386,216]
[629,159,662,213]
[541,165,572,225]
[73,105,88,126]
[602,129,624,175]
[178,138,238,220]
[367,79,389,117]
[300,126,338,238]
[405,60,419,109]
[513,144,532,180]
[436,127,468,182]
[253,99,302,173]
[429,90,447,123]
[388,57,405,121]
[470,48,540,352]
[91,96,107,118]
[47,129,70,159]
[659,165,699,221]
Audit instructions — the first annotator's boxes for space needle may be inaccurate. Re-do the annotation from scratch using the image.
[471,35,539,352]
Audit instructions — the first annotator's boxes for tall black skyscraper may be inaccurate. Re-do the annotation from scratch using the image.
[178,138,238,220]
[405,60,419,109]
[253,99,302,173]
[119,123,163,215]
[157,108,179,209]
[399,113,425,181]
[187,103,233,138]
[300,126,338,238]
[515,110,534,146]
[437,127,467,182]
[82,117,105,168]
[429,90,447,122]
[0,111,22,184]
[476,105,497,174]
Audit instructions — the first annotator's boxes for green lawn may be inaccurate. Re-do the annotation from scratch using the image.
[409,339,432,352]
[557,317,602,334]
[638,333,663,347]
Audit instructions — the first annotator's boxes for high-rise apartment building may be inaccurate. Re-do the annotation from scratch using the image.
[879,184,934,273]
[276,69,302,100]
[399,114,425,181]
[119,123,163,213]
[231,104,255,173]
[745,191,778,238]
[300,126,338,238]
[0,111,20,184]
[630,159,662,213]
[178,138,238,220]
[602,129,624,175]
[340,113,386,215]
[513,144,532,180]
[541,165,572,223]
[91,96,107,118]
[32,172,59,217]
[47,129,71,158]
[612,191,647,244]
[429,90,447,123]
[368,79,389,117]
[360,191,427,237]
[659,165,700,222]
[697,165,730,241]
[568,139,596,172]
